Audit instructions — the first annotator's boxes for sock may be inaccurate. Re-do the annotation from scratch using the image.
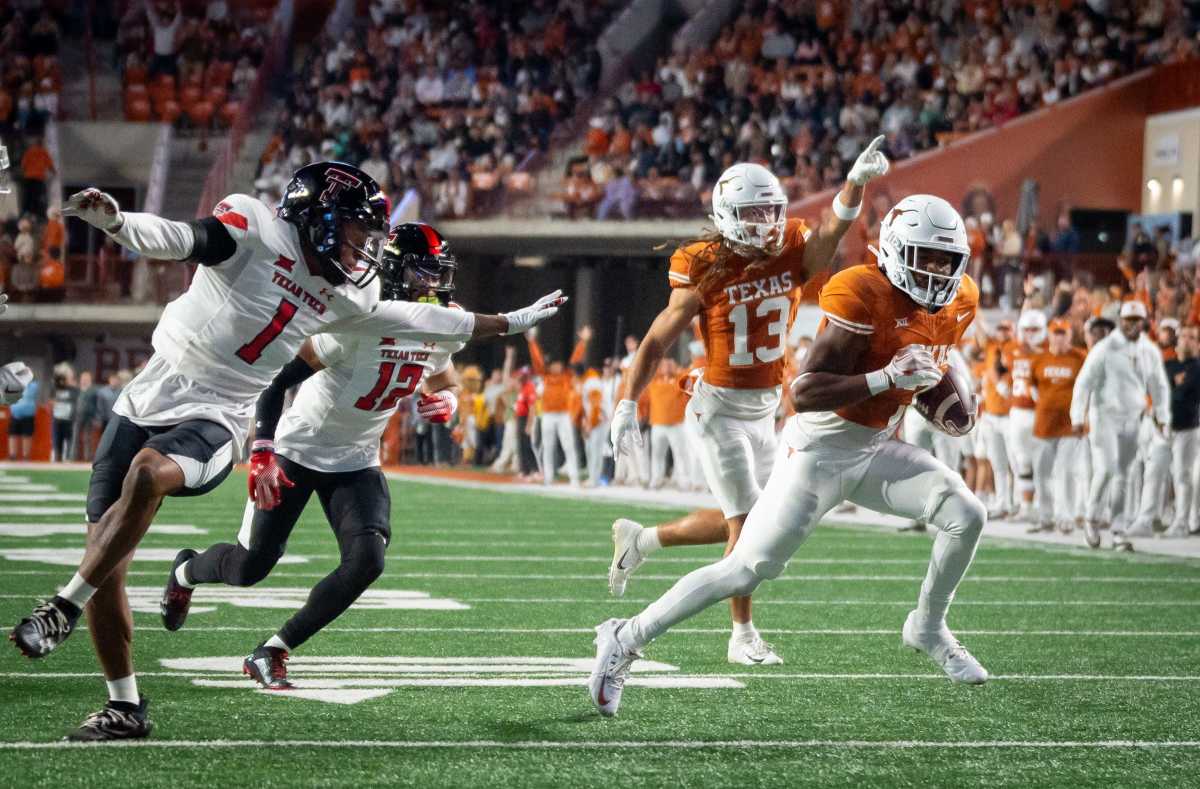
[106,675,139,705]
[59,573,97,609]
[731,620,757,640]
[264,634,290,651]
[175,562,196,590]
[635,527,662,555]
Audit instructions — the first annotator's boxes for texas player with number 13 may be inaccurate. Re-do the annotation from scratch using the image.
[605,137,890,667]
[9,162,566,742]
[591,194,989,718]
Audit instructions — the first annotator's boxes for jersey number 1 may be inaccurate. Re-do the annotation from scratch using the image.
[236,298,299,364]
[356,362,424,412]
[728,296,789,366]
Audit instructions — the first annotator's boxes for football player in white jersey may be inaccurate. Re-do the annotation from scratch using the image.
[158,223,464,688]
[9,162,566,741]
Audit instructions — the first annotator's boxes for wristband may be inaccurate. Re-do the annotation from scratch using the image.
[832,193,862,221]
[865,369,891,395]
[251,439,275,454]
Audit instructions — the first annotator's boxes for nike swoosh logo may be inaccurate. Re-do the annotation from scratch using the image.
[597,686,610,706]
[615,549,631,571]
[956,312,970,323]
[744,655,765,664]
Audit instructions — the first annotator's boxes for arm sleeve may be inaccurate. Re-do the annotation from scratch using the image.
[568,339,588,366]
[185,216,238,266]
[818,271,874,335]
[107,212,197,261]
[325,300,476,342]
[310,332,350,368]
[527,336,546,375]
[254,356,319,441]
[1070,347,1102,426]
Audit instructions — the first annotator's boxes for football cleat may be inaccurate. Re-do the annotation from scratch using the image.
[608,519,646,597]
[66,698,153,742]
[10,596,81,658]
[1111,532,1134,552]
[1057,520,1077,535]
[588,618,641,717]
[160,548,197,632]
[1083,520,1103,549]
[902,610,988,685]
[727,634,784,666]
[1164,522,1190,539]
[1025,520,1054,534]
[243,643,295,690]
[1125,520,1155,538]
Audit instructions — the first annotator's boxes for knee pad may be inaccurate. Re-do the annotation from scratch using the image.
[928,484,987,539]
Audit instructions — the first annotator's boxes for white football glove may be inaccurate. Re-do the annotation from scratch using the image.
[609,398,643,457]
[881,345,942,392]
[502,290,568,335]
[63,188,124,232]
[0,290,8,315]
[847,134,890,186]
[0,361,33,405]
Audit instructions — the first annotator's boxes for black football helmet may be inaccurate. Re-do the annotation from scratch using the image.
[379,222,457,306]
[276,161,389,288]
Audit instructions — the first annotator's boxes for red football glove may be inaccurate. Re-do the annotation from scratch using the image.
[248,440,294,511]
[417,391,457,423]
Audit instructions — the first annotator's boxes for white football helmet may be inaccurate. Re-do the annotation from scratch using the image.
[872,194,970,311]
[710,162,788,255]
[1017,309,1048,347]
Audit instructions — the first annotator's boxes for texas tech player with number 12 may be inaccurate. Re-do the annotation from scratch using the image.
[603,138,890,672]
[591,195,988,719]
[9,162,565,741]
[163,224,465,689]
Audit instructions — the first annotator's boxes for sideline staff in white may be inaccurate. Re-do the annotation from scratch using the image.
[1070,300,1169,550]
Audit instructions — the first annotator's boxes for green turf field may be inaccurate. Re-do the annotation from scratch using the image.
[1,466,1199,788]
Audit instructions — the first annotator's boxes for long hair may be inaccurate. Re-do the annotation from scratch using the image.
[675,229,775,293]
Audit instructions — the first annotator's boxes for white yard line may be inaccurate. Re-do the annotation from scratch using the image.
[0,493,85,501]
[2,738,1200,751]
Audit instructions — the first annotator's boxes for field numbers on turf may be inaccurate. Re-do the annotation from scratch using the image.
[161,655,742,704]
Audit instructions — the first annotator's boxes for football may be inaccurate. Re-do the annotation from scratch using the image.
[912,364,977,436]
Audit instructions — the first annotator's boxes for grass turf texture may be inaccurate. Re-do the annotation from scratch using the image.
[1,467,1199,788]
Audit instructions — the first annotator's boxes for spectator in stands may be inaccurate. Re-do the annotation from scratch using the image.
[146,0,183,78]
[7,366,37,461]
[434,169,469,218]
[596,165,636,220]
[72,371,98,462]
[19,137,54,218]
[50,361,77,462]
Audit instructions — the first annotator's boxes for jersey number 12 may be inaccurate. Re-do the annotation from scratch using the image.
[356,363,424,412]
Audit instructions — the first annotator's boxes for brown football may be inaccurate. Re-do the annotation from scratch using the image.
[912,364,977,436]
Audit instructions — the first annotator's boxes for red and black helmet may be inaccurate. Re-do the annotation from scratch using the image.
[276,161,389,288]
[380,223,457,306]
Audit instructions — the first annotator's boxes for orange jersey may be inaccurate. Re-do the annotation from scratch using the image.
[647,375,688,425]
[669,218,809,389]
[981,340,1011,416]
[528,337,587,413]
[1031,348,1086,438]
[819,265,979,430]
[1006,342,1044,410]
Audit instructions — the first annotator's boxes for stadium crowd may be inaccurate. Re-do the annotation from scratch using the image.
[565,0,1200,219]
[251,0,616,220]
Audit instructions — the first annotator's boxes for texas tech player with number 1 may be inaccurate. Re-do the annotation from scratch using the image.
[606,137,889,667]
[9,162,566,741]
[591,195,988,718]
[161,224,464,689]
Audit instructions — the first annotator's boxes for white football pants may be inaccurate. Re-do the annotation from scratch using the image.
[585,421,609,484]
[1131,421,1172,528]
[626,429,986,648]
[650,423,690,489]
[1032,436,1086,524]
[540,411,580,486]
[1085,414,1140,526]
[1006,407,1036,504]
[1171,427,1200,529]
[490,417,519,473]
[980,413,1012,511]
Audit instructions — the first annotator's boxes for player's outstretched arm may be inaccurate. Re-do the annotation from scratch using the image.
[247,342,324,510]
[63,188,237,266]
[790,325,941,413]
[610,287,700,456]
[416,365,462,424]
[801,134,890,274]
[335,291,567,343]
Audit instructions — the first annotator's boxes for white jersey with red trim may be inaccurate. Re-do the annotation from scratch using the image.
[276,329,462,473]
[114,193,476,458]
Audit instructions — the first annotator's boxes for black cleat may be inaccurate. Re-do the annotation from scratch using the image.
[160,549,197,631]
[243,643,295,690]
[10,596,81,658]
[66,698,153,742]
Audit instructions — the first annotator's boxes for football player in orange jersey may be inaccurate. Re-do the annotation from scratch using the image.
[604,139,890,667]
[590,195,988,717]
[978,320,1015,517]
[1029,318,1088,534]
[1006,310,1048,524]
